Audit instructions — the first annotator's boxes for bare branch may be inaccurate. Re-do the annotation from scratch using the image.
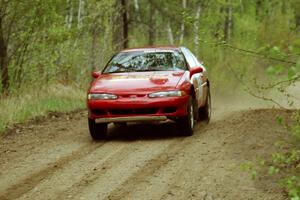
[260,75,300,89]
[245,88,287,109]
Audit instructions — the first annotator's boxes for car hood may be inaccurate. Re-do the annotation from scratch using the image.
[90,71,186,94]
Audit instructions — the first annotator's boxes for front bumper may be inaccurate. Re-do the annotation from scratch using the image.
[88,95,189,122]
[95,116,167,123]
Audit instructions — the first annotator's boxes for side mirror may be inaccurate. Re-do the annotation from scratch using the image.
[189,66,203,77]
[91,71,101,79]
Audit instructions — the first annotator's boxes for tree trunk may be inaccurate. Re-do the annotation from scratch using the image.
[0,21,9,95]
[148,2,155,45]
[167,22,174,45]
[121,0,128,49]
[112,1,122,51]
[91,29,97,72]
[77,0,84,28]
[14,42,29,89]
[224,0,233,42]
[65,0,69,27]
[134,0,141,22]
[194,5,201,56]
[296,15,300,32]
[65,0,73,29]
[255,0,262,20]
[179,0,187,45]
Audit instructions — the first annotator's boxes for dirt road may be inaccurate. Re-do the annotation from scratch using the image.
[0,98,292,200]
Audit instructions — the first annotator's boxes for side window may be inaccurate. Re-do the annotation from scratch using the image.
[181,47,197,68]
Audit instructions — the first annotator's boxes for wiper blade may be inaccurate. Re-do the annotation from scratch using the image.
[105,69,172,74]
[104,70,135,74]
[136,69,168,72]
[104,71,123,74]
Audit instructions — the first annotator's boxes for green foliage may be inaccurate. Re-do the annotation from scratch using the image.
[0,0,116,94]
[291,111,300,139]
[0,84,85,133]
[285,176,300,200]
[246,112,300,199]
[0,0,298,95]
[268,166,280,175]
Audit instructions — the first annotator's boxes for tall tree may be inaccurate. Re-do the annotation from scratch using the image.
[148,1,156,45]
[77,0,84,28]
[65,0,73,29]
[179,0,187,45]
[121,0,128,49]
[167,22,174,45]
[0,15,9,94]
[224,0,233,42]
[194,5,201,55]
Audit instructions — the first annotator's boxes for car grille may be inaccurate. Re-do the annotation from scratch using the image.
[162,107,177,114]
[91,109,107,115]
[109,108,159,115]
[91,107,178,116]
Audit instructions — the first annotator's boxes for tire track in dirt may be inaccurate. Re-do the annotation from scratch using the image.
[157,111,288,200]
[0,142,105,200]
[16,141,133,200]
[14,138,179,200]
[0,111,88,196]
[0,106,294,200]
[158,143,225,200]
[156,122,230,200]
[104,125,218,200]
[57,138,186,200]
[102,135,196,200]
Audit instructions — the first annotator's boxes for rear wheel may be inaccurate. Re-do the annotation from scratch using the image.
[199,88,211,123]
[88,119,108,140]
[177,97,195,136]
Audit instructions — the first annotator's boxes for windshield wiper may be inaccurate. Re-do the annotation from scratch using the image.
[136,69,170,72]
[104,70,136,74]
[104,69,173,74]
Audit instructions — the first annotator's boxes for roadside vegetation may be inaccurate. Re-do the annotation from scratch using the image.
[0,0,299,198]
[0,84,85,132]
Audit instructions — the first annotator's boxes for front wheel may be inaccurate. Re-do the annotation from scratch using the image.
[199,88,211,123]
[177,97,195,136]
[88,119,108,140]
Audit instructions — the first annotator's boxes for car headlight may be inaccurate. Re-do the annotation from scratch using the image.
[88,93,118,100]
[148,91,186,98]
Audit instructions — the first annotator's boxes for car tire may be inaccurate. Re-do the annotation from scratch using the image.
[88,118,108,140]
[199,88,211,123]
[177,96,194,136]
[192,97,199,121]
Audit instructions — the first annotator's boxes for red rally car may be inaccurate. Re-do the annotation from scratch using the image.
[87,46,211,140]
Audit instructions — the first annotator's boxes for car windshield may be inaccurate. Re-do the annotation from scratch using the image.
[103,50,187,73]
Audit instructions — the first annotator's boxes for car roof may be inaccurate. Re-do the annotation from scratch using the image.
[121,46,181,53]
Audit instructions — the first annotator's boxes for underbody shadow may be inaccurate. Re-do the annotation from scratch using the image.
[106,121,184,141]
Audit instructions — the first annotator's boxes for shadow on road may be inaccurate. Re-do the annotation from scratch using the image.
[106,122,185,141]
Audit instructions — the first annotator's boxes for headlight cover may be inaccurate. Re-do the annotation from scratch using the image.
[88,93,118,100]
[148,90,186,98]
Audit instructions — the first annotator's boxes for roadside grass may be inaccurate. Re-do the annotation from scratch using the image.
[241,110,300,199]
[0,84,86,133]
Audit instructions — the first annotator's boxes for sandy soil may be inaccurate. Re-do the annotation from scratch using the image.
[0,96,294,200]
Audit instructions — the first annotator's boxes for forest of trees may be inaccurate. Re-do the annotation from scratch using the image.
[0,0,299,96]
